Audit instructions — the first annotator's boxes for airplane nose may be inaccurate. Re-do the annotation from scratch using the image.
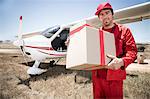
[13,40,24,47]
[13,40,19,47]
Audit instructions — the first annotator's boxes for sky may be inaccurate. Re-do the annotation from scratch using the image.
[0,0,149,43]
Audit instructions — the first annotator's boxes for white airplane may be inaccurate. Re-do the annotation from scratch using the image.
[13,2,150,75]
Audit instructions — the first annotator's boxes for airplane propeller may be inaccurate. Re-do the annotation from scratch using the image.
[14,16,47,75]
[13,16,28,65]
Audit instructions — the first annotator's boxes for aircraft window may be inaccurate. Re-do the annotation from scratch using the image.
[41,25,60,38]
[51,28,69,52]
[60,29,69,41]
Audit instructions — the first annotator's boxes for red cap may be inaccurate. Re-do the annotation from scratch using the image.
[95,2,113,15]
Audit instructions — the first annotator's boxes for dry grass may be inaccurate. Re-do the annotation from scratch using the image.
[124,72,150,99]
[0,43,150,99]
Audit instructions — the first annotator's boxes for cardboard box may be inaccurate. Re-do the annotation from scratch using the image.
[66,21,116,70]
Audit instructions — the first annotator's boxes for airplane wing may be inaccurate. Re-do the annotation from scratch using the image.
[114,2,150,24]
[21,2,150,37]
[83,2,150,28]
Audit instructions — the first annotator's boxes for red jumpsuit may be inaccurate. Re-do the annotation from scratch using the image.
[92,23,137,99]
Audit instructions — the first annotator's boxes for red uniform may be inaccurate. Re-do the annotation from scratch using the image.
[92,23,137,99]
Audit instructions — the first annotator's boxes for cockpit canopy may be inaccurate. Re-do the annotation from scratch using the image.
[41,25,60,38]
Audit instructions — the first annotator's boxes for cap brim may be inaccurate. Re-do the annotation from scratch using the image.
[95,9,101,15]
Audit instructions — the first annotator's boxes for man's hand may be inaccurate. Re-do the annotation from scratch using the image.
[105,54,124,70]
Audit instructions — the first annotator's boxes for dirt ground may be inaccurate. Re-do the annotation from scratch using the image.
[0,52,93,99]
[0,43,150,99]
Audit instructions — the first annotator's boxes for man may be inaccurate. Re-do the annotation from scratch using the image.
[92,2,137,99]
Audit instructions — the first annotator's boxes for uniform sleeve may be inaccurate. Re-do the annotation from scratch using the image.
[122,28,137,68]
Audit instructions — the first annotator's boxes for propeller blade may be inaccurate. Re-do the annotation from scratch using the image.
[16,16,28,65]
[18,16,23,40]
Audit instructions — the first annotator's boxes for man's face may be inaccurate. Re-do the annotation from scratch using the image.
[98,9,113,27]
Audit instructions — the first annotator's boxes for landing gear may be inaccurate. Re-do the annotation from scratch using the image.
[27,58,62,75]
[27,60,47,75]
[49,58,61,67]
[49,60,55,67]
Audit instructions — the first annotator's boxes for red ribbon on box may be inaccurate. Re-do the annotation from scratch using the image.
[70,24,91,36]
[84,29,106,70]
[99,30,105,65]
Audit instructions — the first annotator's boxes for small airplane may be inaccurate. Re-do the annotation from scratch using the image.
[13,2,150,75]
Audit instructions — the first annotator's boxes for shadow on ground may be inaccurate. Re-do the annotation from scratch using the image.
[17,61,92,89]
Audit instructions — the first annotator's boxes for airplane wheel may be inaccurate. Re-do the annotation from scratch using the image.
[49,60,55,67]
